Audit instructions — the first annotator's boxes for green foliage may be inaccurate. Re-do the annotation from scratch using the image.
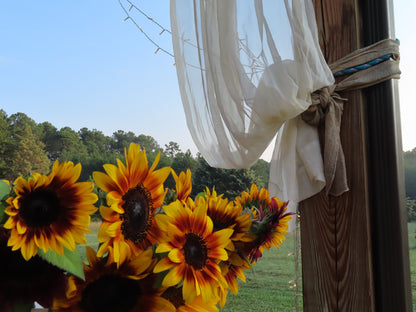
[0,180,11,225]
[5,301,34,312]
[404,148,416,200]
[192,155,261,199]
[38,247,85,280]
[250,159,270,189]
[0,111,49,181]
[0,111,274,206]
[407,197,416,222]
[164,141,181,158]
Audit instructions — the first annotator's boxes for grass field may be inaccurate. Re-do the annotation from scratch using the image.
[78,221,416,311]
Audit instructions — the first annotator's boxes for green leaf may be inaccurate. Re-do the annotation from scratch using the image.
[0,180,10,225]
[38,246,85,280]
[6,301,33,312]
[0,204,7,225]
[195,192,205,199]
[0,179,10,200]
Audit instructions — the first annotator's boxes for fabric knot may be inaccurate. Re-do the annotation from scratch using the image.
[300,38,400,197]
[301,85,348,196]
[301,86,345,127]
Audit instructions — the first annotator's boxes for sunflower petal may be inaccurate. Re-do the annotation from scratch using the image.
[163,264,184,287]
[154,257,174,273]
[168,248,184,263]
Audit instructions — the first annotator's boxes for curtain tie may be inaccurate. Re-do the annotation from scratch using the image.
[301,38,400,196]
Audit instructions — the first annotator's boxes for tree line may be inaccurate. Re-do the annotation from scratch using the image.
[2,109,415,221]
[0,110,270,202]
[404,148,416,221]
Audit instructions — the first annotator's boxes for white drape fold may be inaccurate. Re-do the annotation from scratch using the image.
[170,0,334,226]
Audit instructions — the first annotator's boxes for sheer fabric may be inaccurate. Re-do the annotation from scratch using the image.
[170,0,334,225]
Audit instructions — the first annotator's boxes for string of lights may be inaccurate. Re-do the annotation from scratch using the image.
[117,0,265,75]
[118,0,206,71]
[118,0,174,57]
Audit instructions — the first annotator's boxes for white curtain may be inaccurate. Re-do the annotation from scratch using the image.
[170,0,334,228]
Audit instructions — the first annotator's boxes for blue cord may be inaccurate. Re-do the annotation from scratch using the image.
[333,39,399,78]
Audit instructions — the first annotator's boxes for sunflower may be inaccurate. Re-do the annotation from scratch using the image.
[53,246,175,312]
[3,160,98,260]
[93,143,171,266]
[220,250,250,295]
[154,200,233,304]
[172,169,192,203]
[0,227,67,310]
[234,184,271,216]
[161,286,219,312]
[201,187,253,244]
[246,198,293,263]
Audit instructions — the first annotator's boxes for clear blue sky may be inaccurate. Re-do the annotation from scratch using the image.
[1,0,415,160]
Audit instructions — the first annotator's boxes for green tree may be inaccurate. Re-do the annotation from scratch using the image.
[404,148,416,199]
[0,110,17,180]
[37,121,61,161]
[137,134,160,153]
[406,197,416,222]
[14,126,50,177]
[57,127,88,161]
[164,141,181,158]
[250,159,270,189]
[171,150,198,174]
[192,155,260,199]
[111,130,136,154]
[5,112,49,180]
[79,127,113,155]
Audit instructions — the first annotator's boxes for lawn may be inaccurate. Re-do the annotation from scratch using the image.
[78,221,416,311]
[408,222,416,310]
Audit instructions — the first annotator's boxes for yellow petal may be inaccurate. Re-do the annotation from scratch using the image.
[3,217,15,229]
[163,264,184,287]
[16,221,27,234]
[100,206,119,222]
[168,248,184,263]
[84,246,97,266]
[106,220,123,237]
[154,257,174,273]
[56,231,76,251]
[155,242,172,253]
[98,222,111,242]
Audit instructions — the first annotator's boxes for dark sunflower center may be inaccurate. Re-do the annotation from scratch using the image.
[161,287,185,308]
[79,274,141,312]
[183,233,208,270]
[121,184,153,243]
[19,189,61,228]
[212,218,233,232]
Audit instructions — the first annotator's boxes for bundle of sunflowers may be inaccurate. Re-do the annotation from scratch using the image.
[0,143,293,312]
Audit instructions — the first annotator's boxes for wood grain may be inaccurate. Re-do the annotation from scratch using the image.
[300,1,375,311]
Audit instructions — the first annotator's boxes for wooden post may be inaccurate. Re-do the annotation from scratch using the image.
[299,0,412,311]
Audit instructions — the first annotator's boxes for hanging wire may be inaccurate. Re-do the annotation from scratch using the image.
[118,0,207,71]
[118,0,174,58]
[117,0,269,76]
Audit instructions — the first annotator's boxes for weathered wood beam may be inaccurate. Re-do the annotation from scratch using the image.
[300,1,374,311]
[300,0,412,311]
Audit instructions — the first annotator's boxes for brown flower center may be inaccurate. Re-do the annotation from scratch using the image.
[121,184,153,243]
[183,233,208,270]
[162,287,185,308]
[212,218,234,232]
[79,274,141,312]
[19,189,61,228]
